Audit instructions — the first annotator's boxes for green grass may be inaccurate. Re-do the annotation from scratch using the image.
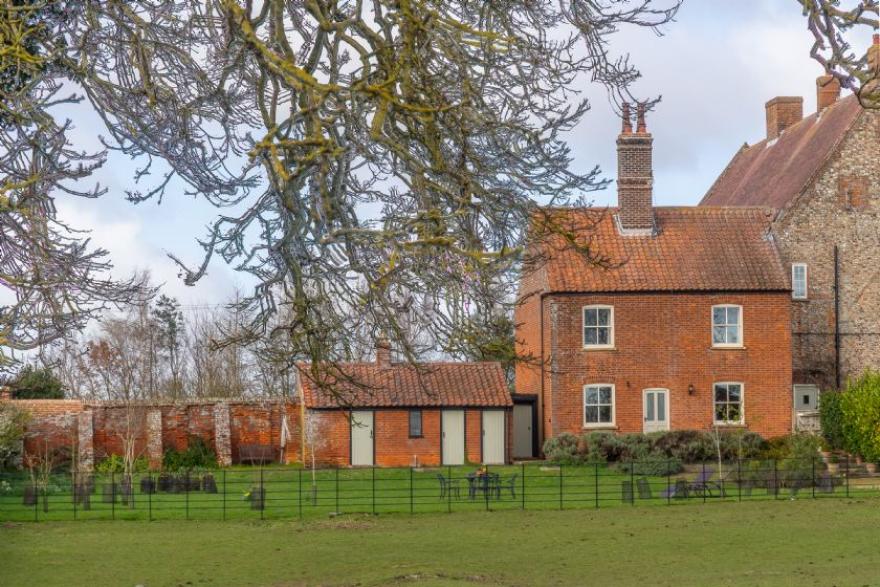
[2,499,880,586]
[2,462,877,522]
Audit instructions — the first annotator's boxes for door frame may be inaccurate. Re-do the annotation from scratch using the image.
[511,394,538,459]
[642,388,670,433]
[480,409,508,465]
[440,409,466,466]
[348,409,376,466]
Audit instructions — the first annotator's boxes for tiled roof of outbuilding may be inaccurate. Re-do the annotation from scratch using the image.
[526,206,788,294]
[299,362,512,409]
[700,94,862,208]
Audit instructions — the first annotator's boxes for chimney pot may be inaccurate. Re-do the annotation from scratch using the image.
[636,103,647,134]
[816,74,841,113]
[621,102,632,134]
[375,339,392,367]
[765,96,803,140]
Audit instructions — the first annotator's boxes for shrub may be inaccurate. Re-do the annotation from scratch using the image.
[616,455,683,477]
[838,370,880,462]
[542,433,606,465]
[616,434,653,461]
[819,390,845,451]
[715,430,767,460]
[650,430,714,462]
[10,365,63,399]
[0,402,30,470]
[95,454,150,475]
[162,436,218,472]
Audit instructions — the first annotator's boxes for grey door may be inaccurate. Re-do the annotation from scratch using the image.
[513,403,534,458]
[794,385,819,412]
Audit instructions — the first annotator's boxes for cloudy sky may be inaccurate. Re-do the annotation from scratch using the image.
[48,1,870,308]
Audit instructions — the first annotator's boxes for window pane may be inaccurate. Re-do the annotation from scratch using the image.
[585,328,598,345]
[657,393,666,421]
[585,387,599,405]
[713,307,725,325]
[599,406,612,423]
[597,327,609,345]
[727,326,740,344]
[597,309,610,326]
[599,386,612,404]
[715,404,727,422]
[727,306,740,324]
[728,384,742,402]
[409,411,422,436]
[646,393,655,421]
[713,326,726,344]
[728,404,741,422]
[585,406,599,423]
[584,309,597,326]
[714,384,727,402]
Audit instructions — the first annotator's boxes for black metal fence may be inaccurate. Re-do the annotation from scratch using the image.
[1,457,876,522]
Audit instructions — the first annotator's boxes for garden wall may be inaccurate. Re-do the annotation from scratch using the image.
[5,398,299,471]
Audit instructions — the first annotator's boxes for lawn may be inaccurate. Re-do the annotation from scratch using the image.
[3,461,873,522]
[2,499,880,586]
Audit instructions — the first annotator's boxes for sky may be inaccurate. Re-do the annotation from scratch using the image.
[45,1,872,308]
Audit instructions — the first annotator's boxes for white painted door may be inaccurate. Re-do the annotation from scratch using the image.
[482,410,506,464]
[794,385,819,412]
[441,410,465,465]
[513,403,534,459]
[350,411,374,466]
[643,389,669,433]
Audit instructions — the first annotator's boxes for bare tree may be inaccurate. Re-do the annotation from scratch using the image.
[1,1,681,391]
[798,1,880,108]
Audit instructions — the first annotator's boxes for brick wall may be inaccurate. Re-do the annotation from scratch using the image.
[306,408,512,468]
[773,108,880,389]
[519,291,792,443]
[766,97,803,140]
[7,399,299,470]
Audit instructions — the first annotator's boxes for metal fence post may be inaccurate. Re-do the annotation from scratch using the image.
[845,455,850,498]
[702,462,707,504]
[631,463,635,506]
[335,467,339,514]
[666,460,672,506]
[260,466,265,520]
[111,471,115,521]
[737,460,742,502]
[148,472,152,521]
[773,460,779,500]
[559,466,563,510]
[448,466,453,514]
[409,467,414,514]
[222,469,227,521]
[595,462,600,509]
[33,477,38,522]
[372,466,376,515]
[522,462,526,510]
[812,456,816,499]
[185,471,190,521]
[73,470,77,521]
[298,468,302,519]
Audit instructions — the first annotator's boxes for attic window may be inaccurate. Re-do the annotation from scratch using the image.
[838,176,869,209]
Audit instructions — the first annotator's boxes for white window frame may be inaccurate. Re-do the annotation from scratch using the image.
[713,381,745,426]
[792,263,808,300]
[711,304,743,348]
[583,383,616,428]
[582,305,615,350]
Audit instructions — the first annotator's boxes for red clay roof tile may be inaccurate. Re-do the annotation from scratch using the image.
[701,94,862,208]
[300,362,512,409]
[527,206,788,294]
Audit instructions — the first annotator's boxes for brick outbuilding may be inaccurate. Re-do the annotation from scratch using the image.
[298,345,513,467]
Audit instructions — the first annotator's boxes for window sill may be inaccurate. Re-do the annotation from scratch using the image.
[713,422,747,428]
[408,435,424,440]
[582,346,616,352]
[710,345,746,351]
[583,425,618,431]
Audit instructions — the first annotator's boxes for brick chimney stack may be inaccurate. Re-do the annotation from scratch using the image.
[816,74,841,113]
[375,338,392,367]
[616,102,655,233]
[765,96,803,140]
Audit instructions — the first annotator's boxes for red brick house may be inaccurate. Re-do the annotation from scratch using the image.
[515,105,794,452]
[297,344,513,467]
